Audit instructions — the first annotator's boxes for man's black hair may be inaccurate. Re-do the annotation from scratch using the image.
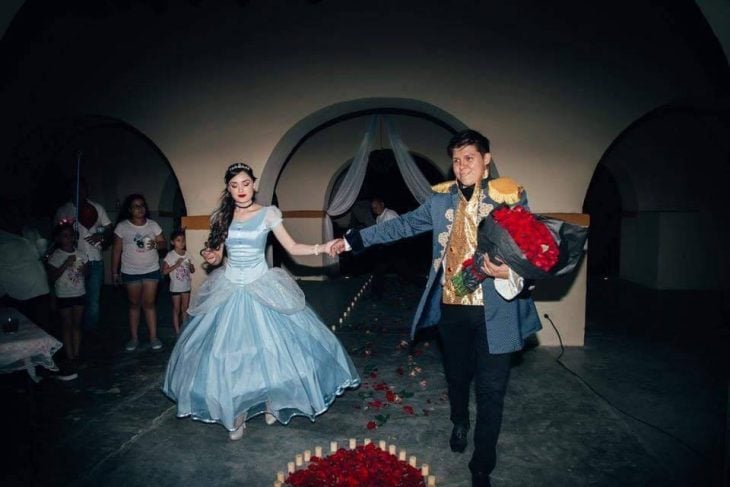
[447,129,490,157]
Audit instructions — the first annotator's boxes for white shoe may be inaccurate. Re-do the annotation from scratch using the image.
[265,413,276,425]
[229,416,245,440]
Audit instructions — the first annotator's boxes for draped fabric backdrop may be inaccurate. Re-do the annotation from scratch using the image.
[323,115,434,263]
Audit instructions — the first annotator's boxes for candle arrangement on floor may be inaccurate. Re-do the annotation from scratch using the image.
[274,437,436,486]
[332,275,373,331]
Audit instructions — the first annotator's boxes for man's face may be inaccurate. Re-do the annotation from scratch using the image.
[371,201,384,216]
[451,144,490,187]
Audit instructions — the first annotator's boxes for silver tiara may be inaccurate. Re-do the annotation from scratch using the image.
[228,162,252,173]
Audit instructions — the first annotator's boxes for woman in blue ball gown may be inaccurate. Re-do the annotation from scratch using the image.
[163,162,360,440]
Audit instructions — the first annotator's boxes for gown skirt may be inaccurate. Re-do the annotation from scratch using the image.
[162,267,360,431]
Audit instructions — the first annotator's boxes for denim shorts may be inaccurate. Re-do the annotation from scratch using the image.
[121,270,161,284]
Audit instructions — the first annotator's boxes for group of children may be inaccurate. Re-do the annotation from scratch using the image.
[46,219,195,380]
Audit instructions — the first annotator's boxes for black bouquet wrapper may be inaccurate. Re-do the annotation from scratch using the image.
[451,212,589,296]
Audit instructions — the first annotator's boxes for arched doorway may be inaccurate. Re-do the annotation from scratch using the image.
[265,101,466,278]
[328,148,444,278]
[2,115,186,281]
[583,101,730,332]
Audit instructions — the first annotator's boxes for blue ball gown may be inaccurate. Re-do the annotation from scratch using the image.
[162,206,360,431]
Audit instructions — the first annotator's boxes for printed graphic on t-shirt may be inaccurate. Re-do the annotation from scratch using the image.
[174,260,191,282]
[134,233,154,251]
[67,263,85,286]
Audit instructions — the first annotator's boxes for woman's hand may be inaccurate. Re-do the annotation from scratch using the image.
[322,240,335,257]
[327,239,346,256]
[201,248,222,266]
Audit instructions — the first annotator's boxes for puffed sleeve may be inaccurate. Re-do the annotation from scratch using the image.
[264,206,283,230]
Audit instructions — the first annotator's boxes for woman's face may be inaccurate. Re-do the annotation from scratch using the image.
[227,172,255,205]
[129,198,147,218]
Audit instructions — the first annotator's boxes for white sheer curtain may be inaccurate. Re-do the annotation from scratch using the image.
[382,116,433,204]
[322,115,435,263]
[323,116,378,262]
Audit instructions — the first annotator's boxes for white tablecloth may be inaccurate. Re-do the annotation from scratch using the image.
[0,307,62,381]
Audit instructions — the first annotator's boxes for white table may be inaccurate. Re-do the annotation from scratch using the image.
[0,307,62,382]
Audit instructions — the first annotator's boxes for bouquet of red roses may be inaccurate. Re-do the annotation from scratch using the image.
[451,205,588,296]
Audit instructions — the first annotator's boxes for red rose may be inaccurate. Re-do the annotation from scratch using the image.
[367,421,377,430]
[368,399,383,410]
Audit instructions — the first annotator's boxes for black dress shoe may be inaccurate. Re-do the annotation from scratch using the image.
[471,470,491,487]
[449,423,468,452]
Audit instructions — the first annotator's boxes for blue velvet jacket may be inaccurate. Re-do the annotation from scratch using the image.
[346,180,541,354]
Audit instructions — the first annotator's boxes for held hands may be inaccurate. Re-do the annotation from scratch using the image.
[176,257,194,271]
[322,238,346,257]
[481,253,511,280]
[328,238,346,257]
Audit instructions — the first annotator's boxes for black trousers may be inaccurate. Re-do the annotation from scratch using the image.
[438,304,512,476]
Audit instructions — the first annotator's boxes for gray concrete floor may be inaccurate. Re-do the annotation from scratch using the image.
[1,276,727,486]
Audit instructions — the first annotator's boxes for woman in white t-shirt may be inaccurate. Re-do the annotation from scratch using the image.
[46,222,87,368]
[112,194,167,352]
[162,229,195,336]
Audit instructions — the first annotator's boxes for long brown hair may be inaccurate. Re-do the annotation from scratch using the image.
[206,162,256,250]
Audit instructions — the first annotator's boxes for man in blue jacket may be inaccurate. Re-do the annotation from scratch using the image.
[334,129,541,486]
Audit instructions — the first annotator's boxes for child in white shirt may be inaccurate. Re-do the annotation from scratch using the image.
[46,222,87,370]
[162,229,195,335]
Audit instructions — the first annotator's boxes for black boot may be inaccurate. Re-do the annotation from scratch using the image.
[449,423,469,452]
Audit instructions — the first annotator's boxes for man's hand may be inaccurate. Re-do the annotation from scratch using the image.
[85,234,103,246]
[329,239,346,256]
[481,253,511,280]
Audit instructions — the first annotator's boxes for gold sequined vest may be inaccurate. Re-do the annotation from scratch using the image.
[442,184,484,306]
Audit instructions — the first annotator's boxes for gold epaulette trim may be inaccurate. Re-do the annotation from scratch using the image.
[487,177,523,205]
[431,180,457,193]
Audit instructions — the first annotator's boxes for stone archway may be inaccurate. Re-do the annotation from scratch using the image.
[257,97,468,206]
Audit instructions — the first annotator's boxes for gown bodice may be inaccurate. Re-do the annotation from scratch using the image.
[224,207,273,284]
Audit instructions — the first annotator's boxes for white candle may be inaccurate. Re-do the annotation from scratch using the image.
[398,450,407,461]
[388,444,396,455]
[349,438,356,449]
[330,441,338,453]
[421,464,429,476]
[339,317,343,324]
[304,450,311,462]
[287,462,295,473]
[277,471,285,482]
[427,474,436,486]
[364,438,371,445]
[378,440,387,450]
[295,454,303,467]
[274,482,282,487]
[315,446,323,457]
[409,455,417,467]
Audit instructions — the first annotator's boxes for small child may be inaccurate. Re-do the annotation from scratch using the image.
[46,222,87,379]
[162,229,195,335]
